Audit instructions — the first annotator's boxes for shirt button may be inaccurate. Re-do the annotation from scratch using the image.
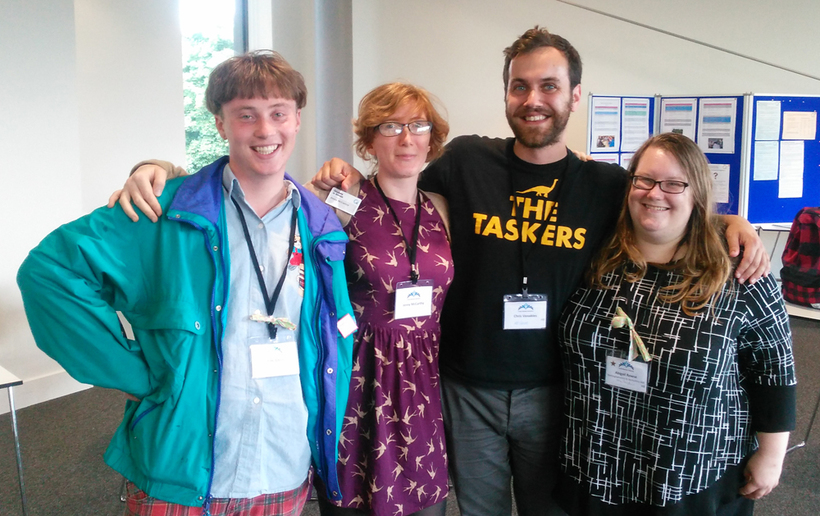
[253,397,261,404]
[194,321,201,330]
[332,491,338,497]
[215,305,222,312]
[259,265,265,272]
[213,245,219,251]
[257,223,264,229]
[175,214,181,219]
[326,368,333,374]
[326,429,332,435]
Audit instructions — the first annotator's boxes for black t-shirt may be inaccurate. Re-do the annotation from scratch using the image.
[419,135,628,389]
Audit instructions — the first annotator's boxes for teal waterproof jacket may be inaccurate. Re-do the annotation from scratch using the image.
[17,157,355,508]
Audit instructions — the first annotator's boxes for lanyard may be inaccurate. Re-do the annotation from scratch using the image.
[231,196,298,339]
[508,163,566,294]
[373,176,422,283]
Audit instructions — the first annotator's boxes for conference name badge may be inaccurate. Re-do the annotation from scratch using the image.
[604,355,649,393]
[394,279,433,320]
[502,293,547,330]
[249,336,300,378]
[325,187,362,216]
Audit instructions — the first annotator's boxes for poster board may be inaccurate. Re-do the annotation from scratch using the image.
[588,94,744,215]
[587,95,656,170]
[744,95,820,225]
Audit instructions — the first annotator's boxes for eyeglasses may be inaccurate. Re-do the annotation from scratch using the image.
[376,121,433,137]
[631,175,689,194]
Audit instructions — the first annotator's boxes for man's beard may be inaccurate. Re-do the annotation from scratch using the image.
[506,99,572,149]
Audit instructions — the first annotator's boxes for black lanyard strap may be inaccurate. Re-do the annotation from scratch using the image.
[373,176,422,283]
[231,196,298,339]
[508,162,566,293]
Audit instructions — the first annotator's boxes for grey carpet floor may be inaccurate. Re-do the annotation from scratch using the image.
[1,316,818,515]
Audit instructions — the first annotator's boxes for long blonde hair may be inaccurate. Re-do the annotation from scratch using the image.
[590,133,732,315]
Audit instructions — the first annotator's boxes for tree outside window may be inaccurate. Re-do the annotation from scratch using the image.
[180,0,235,172]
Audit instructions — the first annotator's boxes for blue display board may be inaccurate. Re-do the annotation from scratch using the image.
[659,96,745,216]
[588,94,744,215]
[746,95,820,224]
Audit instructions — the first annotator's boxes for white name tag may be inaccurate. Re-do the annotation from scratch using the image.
[502,293,547,330]
[394,280,433,320]
[250,341,300,378]
[337,313,358,338]
[604,355,649,393]
[325,187,362,216]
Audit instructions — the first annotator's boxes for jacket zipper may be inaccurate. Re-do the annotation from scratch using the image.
[310,231,348,500]
[129,402,160,430]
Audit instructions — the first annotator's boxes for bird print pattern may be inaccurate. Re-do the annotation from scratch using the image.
[334,179,454,515]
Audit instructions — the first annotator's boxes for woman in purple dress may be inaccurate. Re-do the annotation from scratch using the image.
[309,83,453,516]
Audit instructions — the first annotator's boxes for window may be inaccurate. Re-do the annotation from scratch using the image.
[179,0,238,172]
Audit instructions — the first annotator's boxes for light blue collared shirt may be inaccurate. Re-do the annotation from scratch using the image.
[210,165,311,498]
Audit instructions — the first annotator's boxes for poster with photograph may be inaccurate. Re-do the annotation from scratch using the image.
[591,97,621,152]
[697,98,736,154]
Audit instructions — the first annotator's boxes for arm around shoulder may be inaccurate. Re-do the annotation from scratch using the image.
[130,159,187,179]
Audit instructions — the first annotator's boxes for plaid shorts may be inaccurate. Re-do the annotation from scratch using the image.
[123,477,311,516]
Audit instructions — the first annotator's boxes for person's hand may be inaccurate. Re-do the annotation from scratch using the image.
[106,164,169,223]
[724,215,770,284]
[739,432,788,499]
[570,149,592,161]
[311,158,364,192]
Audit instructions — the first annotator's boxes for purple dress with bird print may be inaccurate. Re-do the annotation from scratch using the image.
[334,178,454,515]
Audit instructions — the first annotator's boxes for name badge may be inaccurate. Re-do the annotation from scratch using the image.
[502,293,547,330]
[337,313,358,338]
[250,339,300,378]
[604,355,649,393]
[394,279,433,320]
[325,187,362,216]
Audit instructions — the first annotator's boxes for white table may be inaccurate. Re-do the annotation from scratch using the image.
[1,365,28,516]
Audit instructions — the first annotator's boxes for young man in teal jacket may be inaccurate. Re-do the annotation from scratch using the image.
[17,51,356,516]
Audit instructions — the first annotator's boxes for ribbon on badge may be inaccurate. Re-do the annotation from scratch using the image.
[250,310,297,331]
[611,306,651,362]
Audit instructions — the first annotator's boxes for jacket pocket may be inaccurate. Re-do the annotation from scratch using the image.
[122,305,209,407]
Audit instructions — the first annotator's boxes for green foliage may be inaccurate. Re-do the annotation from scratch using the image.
[183,34,234,172]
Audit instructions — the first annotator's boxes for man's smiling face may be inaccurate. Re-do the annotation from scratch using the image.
[214,95,301,183]
[504,46,580,150]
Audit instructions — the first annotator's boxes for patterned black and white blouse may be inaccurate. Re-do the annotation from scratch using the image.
[558,266,796,507]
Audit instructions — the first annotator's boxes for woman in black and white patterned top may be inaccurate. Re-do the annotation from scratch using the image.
[557,133,796,516]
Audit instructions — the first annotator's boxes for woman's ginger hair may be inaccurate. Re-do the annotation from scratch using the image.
[353,82,449,165]
[590,133,733,315]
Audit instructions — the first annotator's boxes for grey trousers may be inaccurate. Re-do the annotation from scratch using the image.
[441,377,567,516]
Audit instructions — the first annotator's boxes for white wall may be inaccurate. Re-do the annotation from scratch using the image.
[74,0,186,209]
[0,0,185,413]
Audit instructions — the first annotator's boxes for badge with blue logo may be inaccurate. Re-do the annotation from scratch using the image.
[394,279,434,320]
[502,293,547,330]
[605,355,649,393]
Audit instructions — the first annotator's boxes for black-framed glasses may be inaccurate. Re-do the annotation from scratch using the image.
[631,175,689,194]
[376,121,433,137]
